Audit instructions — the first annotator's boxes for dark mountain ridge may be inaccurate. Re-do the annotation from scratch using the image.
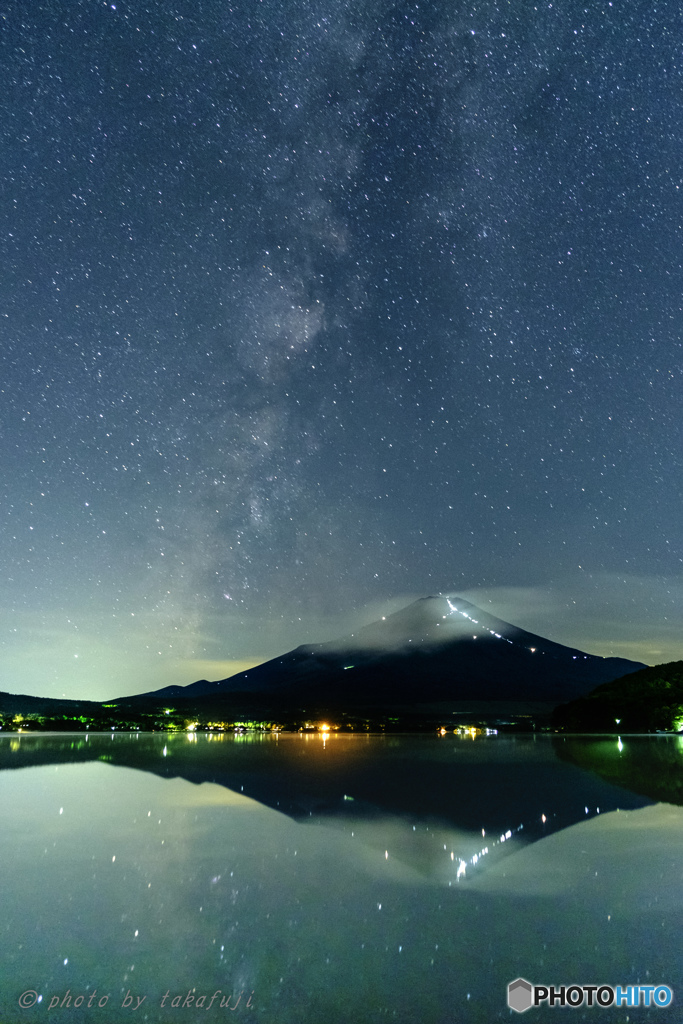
[125,596,645,713]
[553,660,683,733]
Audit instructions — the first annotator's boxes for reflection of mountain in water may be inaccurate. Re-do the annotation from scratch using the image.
[2,746,682,1023]
[555,734,683,807]
[0,733,650,858]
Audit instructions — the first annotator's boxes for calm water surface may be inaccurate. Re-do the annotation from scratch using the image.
[1,732,682,1023]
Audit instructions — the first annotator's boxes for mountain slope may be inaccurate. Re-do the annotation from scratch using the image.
[553,660,683,732]
[130,596,645,711]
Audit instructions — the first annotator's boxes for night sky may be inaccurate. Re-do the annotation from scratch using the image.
[2,0,681,700]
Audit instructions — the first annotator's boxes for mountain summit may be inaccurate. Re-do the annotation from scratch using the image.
[134,596,645,713]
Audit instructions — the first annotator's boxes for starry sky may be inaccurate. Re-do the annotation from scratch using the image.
[1,0,681,700]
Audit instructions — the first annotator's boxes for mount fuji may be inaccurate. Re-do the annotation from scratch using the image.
[124,596,645,716]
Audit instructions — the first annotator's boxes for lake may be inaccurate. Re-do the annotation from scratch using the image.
[1,731,682,1023]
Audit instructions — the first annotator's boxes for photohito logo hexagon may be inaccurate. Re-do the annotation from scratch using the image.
[508,978,534,1013]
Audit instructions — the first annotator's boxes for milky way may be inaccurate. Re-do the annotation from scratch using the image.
[1,0,681,697]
